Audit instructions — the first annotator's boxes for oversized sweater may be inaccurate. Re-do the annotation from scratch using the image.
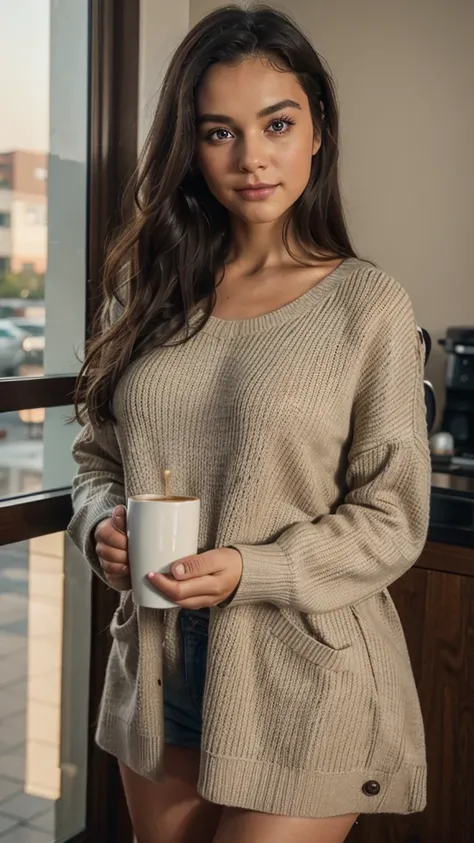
[67,257,431,818]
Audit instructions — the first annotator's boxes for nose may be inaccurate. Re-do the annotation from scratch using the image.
[237,134,268,174]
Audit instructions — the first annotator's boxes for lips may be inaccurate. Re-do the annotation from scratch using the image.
[236,184,279,201]
[237,183,278,191]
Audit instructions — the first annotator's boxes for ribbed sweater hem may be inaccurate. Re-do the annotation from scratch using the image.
[95,712,165,782]
[95,713,426,816]
[198,751,427,817]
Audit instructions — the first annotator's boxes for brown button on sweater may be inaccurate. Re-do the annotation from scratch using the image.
[68,258,430,817]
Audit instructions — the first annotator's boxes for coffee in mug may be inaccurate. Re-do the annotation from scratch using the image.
[127,494,200,609]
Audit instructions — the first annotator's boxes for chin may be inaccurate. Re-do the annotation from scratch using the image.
[232,203,291,225]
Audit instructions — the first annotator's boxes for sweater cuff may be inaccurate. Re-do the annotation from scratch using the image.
[67,494,124,589]
[227,542,293,607]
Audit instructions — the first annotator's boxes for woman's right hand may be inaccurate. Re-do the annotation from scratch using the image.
[94,505,131,590]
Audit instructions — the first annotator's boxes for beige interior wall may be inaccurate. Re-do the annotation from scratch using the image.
[190,0,474,415]
[139,0,190,149]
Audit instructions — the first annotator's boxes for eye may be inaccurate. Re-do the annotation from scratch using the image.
[206,128,234,142]
[267,117,295,134]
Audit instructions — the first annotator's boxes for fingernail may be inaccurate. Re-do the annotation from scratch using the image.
[113,509,126,534]
[147,572,155,580]
[175,564,185,576]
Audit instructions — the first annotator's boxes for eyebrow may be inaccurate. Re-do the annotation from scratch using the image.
[197,99,302,126]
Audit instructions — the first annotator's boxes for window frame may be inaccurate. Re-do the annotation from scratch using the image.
[0,1,139,841]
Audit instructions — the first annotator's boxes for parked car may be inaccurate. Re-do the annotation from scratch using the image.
[10,317,45,370]
[0,319,27,376]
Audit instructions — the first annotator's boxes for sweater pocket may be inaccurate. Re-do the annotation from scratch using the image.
[110,591,139,681]
[270,609,354,672]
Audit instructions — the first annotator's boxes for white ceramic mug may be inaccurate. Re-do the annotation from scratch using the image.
[127,494,200,609]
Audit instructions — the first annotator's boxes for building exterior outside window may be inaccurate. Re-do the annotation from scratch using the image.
[0,151,47,275]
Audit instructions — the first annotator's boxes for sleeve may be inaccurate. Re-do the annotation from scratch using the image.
[228,283,431,614]
[67,420,126,588]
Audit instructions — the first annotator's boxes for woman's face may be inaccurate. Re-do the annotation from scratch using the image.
[195,57,320,225]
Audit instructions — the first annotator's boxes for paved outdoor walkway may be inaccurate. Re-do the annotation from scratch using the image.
[0,543,55,843]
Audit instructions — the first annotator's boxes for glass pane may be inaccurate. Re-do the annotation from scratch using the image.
[0,0,88,381]
[0,534,90,841]
[0,407,75,499]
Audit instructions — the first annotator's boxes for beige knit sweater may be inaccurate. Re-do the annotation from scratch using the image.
[68,258,431,818]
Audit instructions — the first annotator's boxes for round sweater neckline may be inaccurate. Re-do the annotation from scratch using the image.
[191,258,358,338]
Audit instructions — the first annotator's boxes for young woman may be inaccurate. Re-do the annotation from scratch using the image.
[68,5,431,843]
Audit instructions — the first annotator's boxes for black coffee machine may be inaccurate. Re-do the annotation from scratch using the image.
[439,326,474,456]
[429,327,474,548]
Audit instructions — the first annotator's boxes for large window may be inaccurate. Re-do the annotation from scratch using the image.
[0,1,139,842]
[0,2,90,840]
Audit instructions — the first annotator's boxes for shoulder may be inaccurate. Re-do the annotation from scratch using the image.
[338,258,413,315]
[333,258,417,340]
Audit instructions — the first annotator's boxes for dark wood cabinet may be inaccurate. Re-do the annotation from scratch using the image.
[348,542,474,843]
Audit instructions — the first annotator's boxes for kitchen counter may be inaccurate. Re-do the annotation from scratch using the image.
[432,469,474,494]
[429,467,474,548]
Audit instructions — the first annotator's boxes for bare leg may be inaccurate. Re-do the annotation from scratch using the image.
[119,746,222,843]
[213,807,359,843]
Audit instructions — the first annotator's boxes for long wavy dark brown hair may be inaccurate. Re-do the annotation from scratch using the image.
[75,4,358,427]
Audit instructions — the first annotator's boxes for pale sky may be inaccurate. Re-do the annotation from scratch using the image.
[0,0,50,153]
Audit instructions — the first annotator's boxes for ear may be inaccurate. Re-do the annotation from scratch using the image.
[312,134,322,156]
[312,102,325,156]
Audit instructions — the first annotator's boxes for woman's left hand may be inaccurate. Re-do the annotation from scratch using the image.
[147,547,243,609]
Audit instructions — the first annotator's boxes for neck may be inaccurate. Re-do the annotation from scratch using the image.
[228,215,304,274]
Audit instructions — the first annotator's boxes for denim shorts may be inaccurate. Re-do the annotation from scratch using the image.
[163,608,209,748]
